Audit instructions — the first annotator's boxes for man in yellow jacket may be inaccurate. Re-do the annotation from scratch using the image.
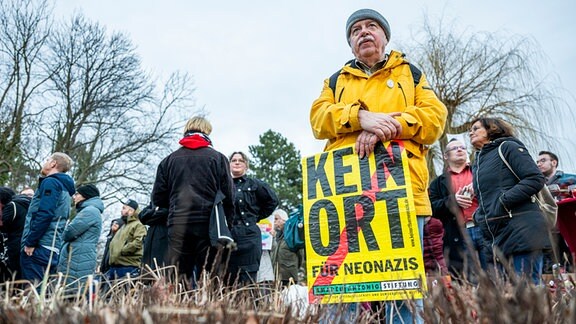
[310,8,447,323]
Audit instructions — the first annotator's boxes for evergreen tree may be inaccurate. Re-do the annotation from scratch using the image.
[249,130,302,211]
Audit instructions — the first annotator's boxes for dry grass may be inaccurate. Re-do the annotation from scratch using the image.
[0,266,574,323]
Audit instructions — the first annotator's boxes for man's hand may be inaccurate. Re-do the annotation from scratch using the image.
[358,110,402,143]
[24,246,35,257]
[455,187,473,209]
[355,130,380,158]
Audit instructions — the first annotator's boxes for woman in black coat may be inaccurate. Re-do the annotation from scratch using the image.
[227,151,279,285]
[100,218,123,274]
[469,117,550,284]
[139,202,168,271]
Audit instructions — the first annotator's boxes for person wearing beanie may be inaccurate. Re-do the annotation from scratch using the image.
[106,198,146,280]
[345,8,391,45]
[57,183,103,289]
[75,184,100,201]
[310,8,447,324]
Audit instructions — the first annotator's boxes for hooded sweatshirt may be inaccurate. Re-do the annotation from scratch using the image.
[21,172,75,254]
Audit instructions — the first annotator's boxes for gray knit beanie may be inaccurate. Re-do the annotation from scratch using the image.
[346,9,391,45]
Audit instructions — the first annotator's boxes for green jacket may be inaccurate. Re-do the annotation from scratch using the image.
[108,211,147,267]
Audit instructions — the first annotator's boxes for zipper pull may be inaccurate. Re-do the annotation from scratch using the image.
[508,210,512,218]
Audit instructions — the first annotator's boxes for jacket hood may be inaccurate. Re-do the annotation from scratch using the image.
[78,196,105,213]
[12,194,32,207]
[344,50,407,77]
[178,132,212,150]
[124,210,140,223]
[45,172,76,196]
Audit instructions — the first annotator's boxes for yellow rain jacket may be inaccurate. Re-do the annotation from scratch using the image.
[310,50,447,216]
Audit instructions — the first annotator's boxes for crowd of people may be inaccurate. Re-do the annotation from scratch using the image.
[0,6,574,322]
[0,116,306,298]
[309,7,574,323]
[429,121,575,282]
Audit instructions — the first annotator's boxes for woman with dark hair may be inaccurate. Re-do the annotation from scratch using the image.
[469,117,550,284]
[100,218,124,274]
[227,151,278,285]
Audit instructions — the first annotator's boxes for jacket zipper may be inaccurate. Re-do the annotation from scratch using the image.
[397,82,407,107]
[337,87,345,103]
[474,150,496,251]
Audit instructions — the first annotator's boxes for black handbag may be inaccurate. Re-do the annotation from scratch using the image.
[208,190,234,247]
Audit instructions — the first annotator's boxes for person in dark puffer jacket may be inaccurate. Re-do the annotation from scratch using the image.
[21,152,75,283]
[470,117,551,285]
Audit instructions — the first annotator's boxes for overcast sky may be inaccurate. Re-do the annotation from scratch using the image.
[53,0,576,170]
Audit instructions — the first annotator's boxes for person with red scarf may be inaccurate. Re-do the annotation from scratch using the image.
[151,116,235,285]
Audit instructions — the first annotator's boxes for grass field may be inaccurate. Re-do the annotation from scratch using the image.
[0,266,574,323]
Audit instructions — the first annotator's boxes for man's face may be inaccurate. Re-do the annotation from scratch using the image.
[111,222,120,233]
[349,19,387,65]
[121,205,134,217]
[40,156,56,176]
[537,154,556,176]
[274,213,286,231]
[444,141,468,164]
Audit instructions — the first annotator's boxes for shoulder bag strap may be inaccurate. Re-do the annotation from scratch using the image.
[497,141,520,181]
[499,141,560,266]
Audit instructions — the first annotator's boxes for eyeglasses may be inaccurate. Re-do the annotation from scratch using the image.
[469,125,483,132]
[230,159,245,163]
[536,158,550,164]
[446,145,466,152]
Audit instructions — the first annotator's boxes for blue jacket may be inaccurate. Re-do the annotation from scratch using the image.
[21,173,75,253]
[58,197,104,283]
[472,137,550,256]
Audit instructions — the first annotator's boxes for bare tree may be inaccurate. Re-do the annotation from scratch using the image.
[0,0,52,187]
[402,17,567,177]
[36,13,195,201]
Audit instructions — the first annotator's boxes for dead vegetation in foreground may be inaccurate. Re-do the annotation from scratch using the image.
[0,266,575,323]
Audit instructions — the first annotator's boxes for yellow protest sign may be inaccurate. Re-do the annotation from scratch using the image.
[302,141,426,304]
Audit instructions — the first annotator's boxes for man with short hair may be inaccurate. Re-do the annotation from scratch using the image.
[537,151,576,188]
[429,139,488,279]
[20,152,76,282]
[106,199,147,279]
[536,151,574,272]
[20,187,34,198]
[310,8,447,323]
